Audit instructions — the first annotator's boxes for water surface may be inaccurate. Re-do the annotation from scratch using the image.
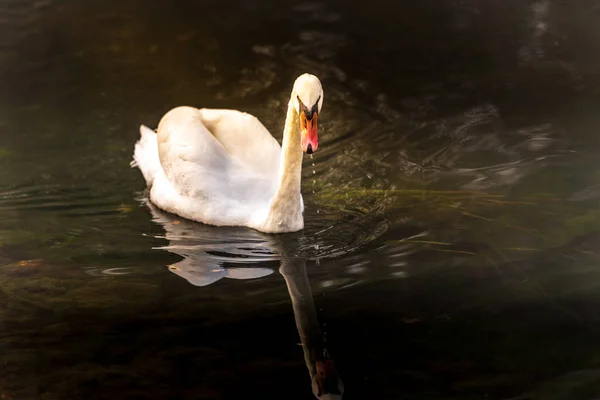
[3,0,600,399]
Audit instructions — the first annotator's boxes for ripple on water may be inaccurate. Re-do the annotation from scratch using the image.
[298,208,389,260]
[0,184,128,217]
[139,189,392,288]
[0,184,165,282]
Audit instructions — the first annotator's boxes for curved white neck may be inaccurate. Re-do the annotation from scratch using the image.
[263,100,304,233]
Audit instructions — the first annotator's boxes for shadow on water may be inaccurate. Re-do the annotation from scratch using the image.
[148,201,344,399]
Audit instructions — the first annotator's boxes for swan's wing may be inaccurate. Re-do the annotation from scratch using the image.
[156,106,236,198]
[152,106,277,225]
[198,108,281,178]
[157,107,229,173]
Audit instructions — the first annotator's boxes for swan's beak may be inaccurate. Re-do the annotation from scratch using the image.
[300,111,318,154]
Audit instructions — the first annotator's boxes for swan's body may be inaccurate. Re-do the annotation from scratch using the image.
[132,74,323,233]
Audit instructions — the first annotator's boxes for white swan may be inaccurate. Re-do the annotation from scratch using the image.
[131,73,323,234]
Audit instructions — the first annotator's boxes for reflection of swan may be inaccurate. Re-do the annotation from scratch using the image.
[147,202,344,398]
[147,201,276,287]
[132,73,324,233]
[279,255,345,399]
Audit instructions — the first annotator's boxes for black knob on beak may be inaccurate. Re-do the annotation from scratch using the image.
[306,143,313,154]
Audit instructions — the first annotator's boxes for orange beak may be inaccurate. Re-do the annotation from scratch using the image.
[300,111,318,154]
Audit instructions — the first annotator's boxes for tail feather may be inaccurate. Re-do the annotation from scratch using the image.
[132,125,161,187]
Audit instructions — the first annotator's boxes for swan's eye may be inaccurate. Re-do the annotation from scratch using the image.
[297,95,307,113]
[309,95,320,117]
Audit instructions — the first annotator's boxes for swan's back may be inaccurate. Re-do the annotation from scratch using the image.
[133,106,283,229]
[198,108,281,176]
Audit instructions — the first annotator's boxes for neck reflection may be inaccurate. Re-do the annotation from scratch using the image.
[279,255,344,399]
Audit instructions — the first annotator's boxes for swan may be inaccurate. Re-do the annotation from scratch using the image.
[131,73,323,234]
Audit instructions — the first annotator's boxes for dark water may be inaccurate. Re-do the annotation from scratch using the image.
[3,0,600,398]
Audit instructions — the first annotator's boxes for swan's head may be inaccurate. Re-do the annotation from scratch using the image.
[292,73,323,154]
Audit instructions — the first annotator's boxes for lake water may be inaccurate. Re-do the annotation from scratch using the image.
[3,0,600,399]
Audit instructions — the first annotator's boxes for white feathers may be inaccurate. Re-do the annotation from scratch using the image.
[133,125,161,187]
[291,73,324,114]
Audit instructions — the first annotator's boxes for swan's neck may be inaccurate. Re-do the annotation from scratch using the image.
[264,101,304,232]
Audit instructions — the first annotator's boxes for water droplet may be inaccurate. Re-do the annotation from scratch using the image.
[312,170,316,174]
[315,244,320,250]
[317,210,320,214]
[310,154,314,159]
